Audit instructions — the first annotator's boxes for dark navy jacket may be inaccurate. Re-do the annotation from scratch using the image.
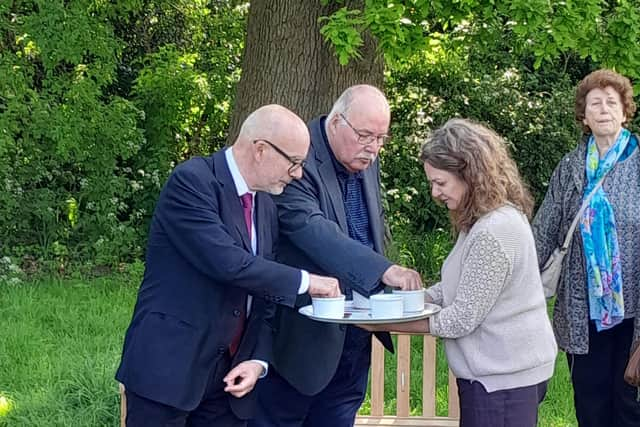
[116,150,301,418]
[270,116,394,396]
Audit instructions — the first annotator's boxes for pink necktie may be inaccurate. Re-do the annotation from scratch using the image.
[230,193,252,356]
[240,192,253,240]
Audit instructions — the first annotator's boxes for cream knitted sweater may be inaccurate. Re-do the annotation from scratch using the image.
[427,205,558,392]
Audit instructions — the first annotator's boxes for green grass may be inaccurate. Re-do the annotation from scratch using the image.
[1,275,576,426]
[0,276,138,426]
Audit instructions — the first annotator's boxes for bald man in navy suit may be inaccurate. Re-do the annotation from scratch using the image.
[116,105,341,427]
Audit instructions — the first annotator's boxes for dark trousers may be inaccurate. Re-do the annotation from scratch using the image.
[457,379,548,427]
[249,326,372,427]
[568,318,640,427]
[125,352,245,427]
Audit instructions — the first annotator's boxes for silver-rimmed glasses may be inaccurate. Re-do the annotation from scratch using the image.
[339,113,390,147]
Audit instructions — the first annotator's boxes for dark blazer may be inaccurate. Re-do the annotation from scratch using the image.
[270,116,394,396]
[115,151,302,418]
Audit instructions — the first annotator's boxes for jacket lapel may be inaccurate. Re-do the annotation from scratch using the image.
[318,159,348,233]
[255,192,269,255]
[362,163,384,253]
[310,118,349,233]
[212,151,252,251]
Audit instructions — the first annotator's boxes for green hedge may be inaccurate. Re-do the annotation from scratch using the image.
[0,1,244,270]
[2,2,638,274]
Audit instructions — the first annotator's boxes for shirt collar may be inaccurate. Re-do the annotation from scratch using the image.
[225,147,254,197]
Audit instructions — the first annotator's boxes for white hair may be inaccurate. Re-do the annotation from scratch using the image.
[326,85,389,122]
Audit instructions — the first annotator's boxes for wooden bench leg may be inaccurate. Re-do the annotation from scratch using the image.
[370,338,385,416]
[119,383,126,427]
[356,333,460,426]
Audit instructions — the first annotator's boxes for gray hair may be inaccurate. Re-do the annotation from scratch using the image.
[327,85,388,121]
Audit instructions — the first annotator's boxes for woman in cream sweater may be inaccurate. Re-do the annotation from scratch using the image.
[364,118,557,427]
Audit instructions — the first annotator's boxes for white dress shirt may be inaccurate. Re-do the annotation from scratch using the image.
[224,148,309,376]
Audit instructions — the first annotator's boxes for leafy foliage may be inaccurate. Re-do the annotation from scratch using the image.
[320,0,640,82]
[3,0,640,275]
[0,1,245,270]
[1,0,146,268]
[381,39,582,249]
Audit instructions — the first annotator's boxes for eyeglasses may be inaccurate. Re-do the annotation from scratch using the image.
[339,113,390,147]
[253,139,306,174]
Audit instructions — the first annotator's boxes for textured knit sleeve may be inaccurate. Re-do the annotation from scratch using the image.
[429,230,511,339]
[425,282,443,305]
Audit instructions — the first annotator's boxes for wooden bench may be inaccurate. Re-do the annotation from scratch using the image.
[355,333,459,427]
[119,334,459,427]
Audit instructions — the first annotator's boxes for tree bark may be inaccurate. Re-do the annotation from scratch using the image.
[227,0,383,142]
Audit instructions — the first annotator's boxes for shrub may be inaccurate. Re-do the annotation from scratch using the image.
[0,1,245,270]
[383,57,580,236]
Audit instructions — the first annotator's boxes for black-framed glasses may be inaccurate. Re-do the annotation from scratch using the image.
[339,113,390,147]
[253,139,306,174]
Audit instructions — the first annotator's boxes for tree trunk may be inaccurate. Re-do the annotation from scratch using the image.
[227,0,383,143]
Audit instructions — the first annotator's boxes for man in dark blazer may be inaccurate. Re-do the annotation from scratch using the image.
[115,104,341,427]
[250,86,424,427]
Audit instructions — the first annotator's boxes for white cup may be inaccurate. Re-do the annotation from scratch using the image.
[392,289,425,312]
[370,294,404,319]
[312,295,346,319]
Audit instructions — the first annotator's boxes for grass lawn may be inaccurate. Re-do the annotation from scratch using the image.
[1,276,576,426]
[0,275,137,426]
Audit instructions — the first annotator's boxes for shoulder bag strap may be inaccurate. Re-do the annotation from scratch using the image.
[560,176,606,250]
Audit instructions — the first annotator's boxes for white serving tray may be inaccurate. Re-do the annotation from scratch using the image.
[298,301,441,325]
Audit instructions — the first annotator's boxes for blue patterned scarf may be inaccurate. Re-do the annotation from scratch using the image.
[580,129,630,331]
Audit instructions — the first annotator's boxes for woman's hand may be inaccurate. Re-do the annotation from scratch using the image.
[357,323,384,332]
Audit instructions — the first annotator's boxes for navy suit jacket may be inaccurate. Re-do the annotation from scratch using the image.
[270,116,394,396]
[116,151,301,418]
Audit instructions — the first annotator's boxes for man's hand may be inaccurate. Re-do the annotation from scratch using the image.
[308,274,342,298]
[382,265,423,291]
[223,361,264,398]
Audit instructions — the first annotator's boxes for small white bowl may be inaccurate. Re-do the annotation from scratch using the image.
[392,289,426,312]
[370,294,404,319]
[312,295,346,319]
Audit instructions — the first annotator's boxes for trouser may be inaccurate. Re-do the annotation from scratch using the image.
[568,318,640,427]
[250,326,371,427]
[457,379,548,427]
[125,351,245,427]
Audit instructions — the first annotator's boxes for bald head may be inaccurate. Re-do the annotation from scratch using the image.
[237,104,308,149]
[232,104,310,194]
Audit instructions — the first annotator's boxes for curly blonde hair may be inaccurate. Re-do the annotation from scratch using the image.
[419,118,534,232]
